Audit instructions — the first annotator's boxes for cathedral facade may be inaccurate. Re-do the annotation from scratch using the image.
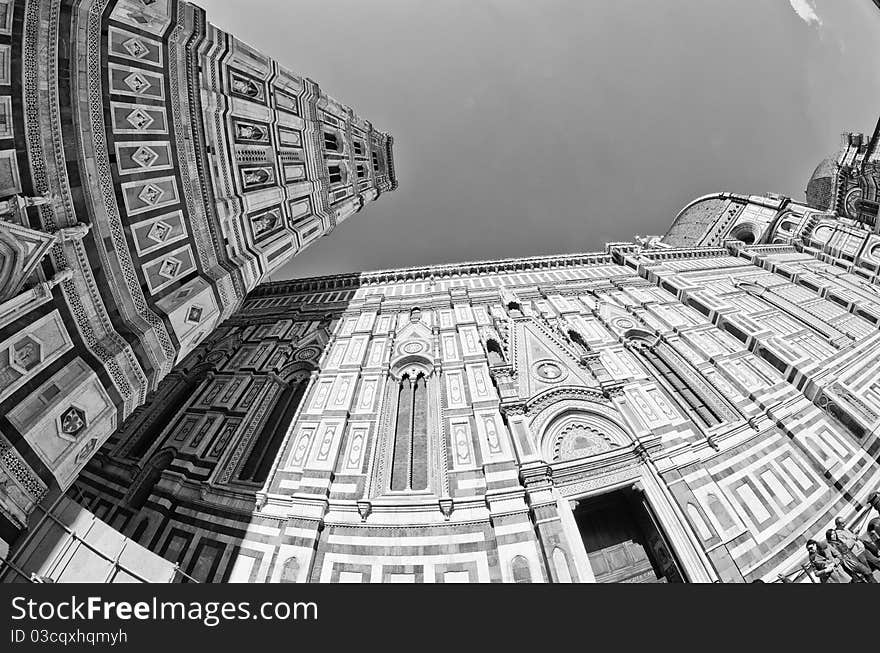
[56,121,880,581]
[0,0,396,554]
[2,2,879,584]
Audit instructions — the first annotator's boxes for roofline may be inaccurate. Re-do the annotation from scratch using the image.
[251,249,616,296]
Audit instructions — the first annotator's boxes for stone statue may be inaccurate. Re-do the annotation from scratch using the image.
[243,169,270,186]
[53,222,91,243]
[237,124,265,141]
[0,192,54,216]
[232,77,260,98]
[46,268,74,289]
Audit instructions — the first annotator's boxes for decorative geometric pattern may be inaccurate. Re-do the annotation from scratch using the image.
[157,256,182,279]
[122,37,149,59]
[535,361,565,382]
[552,422,614,461]
[58,406,87,438]
[295,346,321,362]
[186,305,204,324]
[123,72,151,94]
[138,183,164,205]
[9,336,42,373]
[131,145,159,168]
[125,108,154,130]
[146,220,172,244]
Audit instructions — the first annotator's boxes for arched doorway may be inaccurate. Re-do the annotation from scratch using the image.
[540,408,685,583]
[570,487,683,583]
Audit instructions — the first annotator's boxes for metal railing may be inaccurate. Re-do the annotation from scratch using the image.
[2,496,199,584]
[772,501,876,584]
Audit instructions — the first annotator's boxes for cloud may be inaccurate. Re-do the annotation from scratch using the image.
[787,0,822,27]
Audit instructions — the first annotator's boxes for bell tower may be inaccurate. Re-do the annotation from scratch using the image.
[0,0,397,549]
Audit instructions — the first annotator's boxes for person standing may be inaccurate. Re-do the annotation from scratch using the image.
[834,517,880,573]
[806,539,848,583]
[825,530,876,583]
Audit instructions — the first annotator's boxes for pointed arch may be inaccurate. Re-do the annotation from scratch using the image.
[567,329,589,355]
[486,338,506,366]
[238,364,314,484]
[707,493,736,531]
[511,555,532,583]
[541,409,631,462]
[552,548,572,583]
[624,331,735,429]
[390,372,429,491]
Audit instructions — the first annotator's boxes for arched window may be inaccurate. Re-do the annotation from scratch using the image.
[486,339,506,366]
[511,555,532,583]
[627,336,730,429]
[552,548,572,583]
[643,347,721,427]
[390,373,429,491]
[280,557,299,583]
[706,493,736,531]
[239,376,309,484]
[567,329,589,354]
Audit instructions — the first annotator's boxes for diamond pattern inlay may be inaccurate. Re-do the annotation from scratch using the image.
[124,72,151,94]
[131,145,159,168]
[157,257,182,279]
[138,183,164,206]
[125,108,154,130]
[122,37,150,59]
[186,305,204,324]
[146,220,172,244]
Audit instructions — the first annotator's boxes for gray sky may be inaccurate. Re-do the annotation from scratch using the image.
[197,0,880,280]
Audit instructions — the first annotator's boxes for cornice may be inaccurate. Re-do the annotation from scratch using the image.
[251,250,617,297]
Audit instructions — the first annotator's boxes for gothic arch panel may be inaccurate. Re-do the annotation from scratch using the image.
[526,392,631,463]
[510,555,531,583]
[369,356,443,498]
[537,406,632,463]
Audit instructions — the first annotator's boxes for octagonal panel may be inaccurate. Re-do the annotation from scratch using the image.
[9,335,42,373]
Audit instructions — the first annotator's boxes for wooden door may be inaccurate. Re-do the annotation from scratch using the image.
[575,494,666,583]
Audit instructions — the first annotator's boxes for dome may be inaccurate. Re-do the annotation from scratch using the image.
[805,155,837,210]
[662,194,739,247]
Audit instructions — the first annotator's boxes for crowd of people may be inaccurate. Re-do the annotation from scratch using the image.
[804,491,880,583]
